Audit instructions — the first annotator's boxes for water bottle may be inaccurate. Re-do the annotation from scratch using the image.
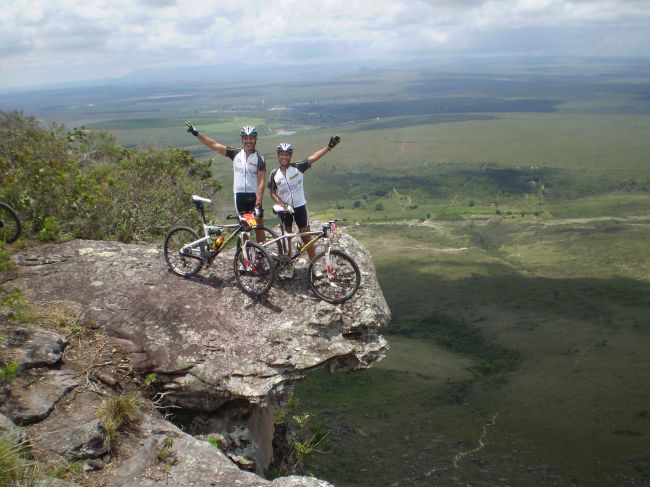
[211,235,225,250]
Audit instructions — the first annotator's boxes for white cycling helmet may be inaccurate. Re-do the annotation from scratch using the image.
[240,126,257,137]
[276,142,293,154]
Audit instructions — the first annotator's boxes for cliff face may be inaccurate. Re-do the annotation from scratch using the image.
[1,230,390,486]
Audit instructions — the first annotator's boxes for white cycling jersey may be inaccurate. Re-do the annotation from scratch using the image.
[226,147,266,194]
[268,160,310,208]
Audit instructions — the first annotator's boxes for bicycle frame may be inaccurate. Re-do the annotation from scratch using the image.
[178,196,255,265]
[262,230,322,260]
[164,195,278,297]
[263,207,340,265]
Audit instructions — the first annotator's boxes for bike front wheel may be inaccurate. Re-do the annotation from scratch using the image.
[308,249,361,304]
[0,202,21,244]
[164,226,204,277]
[233,242,276,297]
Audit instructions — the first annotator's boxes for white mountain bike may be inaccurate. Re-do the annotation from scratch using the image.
[163,195,279,297]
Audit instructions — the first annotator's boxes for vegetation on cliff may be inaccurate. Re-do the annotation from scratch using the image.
[0,110,221,243]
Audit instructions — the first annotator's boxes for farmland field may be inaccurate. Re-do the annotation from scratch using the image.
[2,58,650,486]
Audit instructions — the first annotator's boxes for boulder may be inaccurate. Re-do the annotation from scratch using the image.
[1,325,66,368]
[0,369,81,425]
[0,414,25,444]
[37,419,108,460]
[101,407,333,487]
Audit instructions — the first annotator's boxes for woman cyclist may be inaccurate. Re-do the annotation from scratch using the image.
[268,136,341,260]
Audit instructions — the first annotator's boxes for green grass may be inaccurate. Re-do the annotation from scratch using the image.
[297,218,650,486]
[94,113,650,196]
[547,191,650,218]
[85,116,267,149]
[95,391,144,451]
[0,437,45,487]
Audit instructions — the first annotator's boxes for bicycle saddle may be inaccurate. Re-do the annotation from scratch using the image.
[192,195,212,204]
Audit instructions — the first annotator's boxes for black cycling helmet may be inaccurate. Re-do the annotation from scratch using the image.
[276,142,293,154]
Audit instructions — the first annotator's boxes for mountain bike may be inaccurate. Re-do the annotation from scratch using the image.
[261,205,361,304]
[163,195,279,297]
[0,202,21,244]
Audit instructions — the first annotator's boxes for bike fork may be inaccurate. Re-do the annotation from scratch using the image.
[325,246,333,279]
[241,240,254,270]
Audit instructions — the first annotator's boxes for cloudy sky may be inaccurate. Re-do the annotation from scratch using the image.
[1,0,649,89]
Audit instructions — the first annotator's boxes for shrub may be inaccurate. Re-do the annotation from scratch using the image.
[38,216,62,242]
[0,362,19,383]
[156,436,177,467]
[0,244,15,275]
[270,396,329,477]
[96,391,143,450]
[99,147,220,242]
[207,436,220,449]
[0,110,221,242]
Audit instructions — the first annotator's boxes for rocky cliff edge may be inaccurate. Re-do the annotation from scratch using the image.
[0,229,390,486]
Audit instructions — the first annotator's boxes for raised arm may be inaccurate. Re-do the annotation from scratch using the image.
[185,121,228,156]
[306,136,341,165]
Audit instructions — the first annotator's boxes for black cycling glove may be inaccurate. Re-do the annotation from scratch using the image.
[185,121,199,136]
[328,135,341,149]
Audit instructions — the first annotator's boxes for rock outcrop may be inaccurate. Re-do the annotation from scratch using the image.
[1,229,389,486]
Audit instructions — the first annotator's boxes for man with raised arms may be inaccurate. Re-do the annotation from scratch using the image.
[185,122,266,240]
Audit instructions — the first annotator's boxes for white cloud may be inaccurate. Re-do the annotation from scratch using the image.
[0,0,648,88]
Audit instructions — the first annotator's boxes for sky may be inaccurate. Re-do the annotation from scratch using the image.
[1,0,649,89]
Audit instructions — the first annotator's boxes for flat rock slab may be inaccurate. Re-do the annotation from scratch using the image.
[11,237,390,410]
[0,369,81,425]
[37,418,108,460]
[0,325,66,368]
[0,412,19,442]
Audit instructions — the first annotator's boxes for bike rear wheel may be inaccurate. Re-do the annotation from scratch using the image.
[164,226,204,277]
[308,249,361,304]
[233,242,276,297]
[0,202,21,244]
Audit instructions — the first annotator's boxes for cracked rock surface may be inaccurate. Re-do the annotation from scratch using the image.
[2,231,389,485]
[11,235,389,411]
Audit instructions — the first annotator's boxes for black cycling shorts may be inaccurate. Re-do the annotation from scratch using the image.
[280,204,309,230]
[235,193,263,217]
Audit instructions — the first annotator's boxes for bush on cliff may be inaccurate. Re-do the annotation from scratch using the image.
[0,110,221,242]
